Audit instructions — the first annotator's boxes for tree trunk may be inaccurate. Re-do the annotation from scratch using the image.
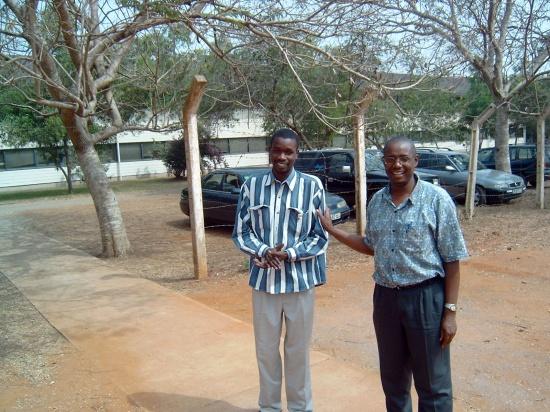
[74,141,131,257]
[59,108,131,257]
[494,102,512,172]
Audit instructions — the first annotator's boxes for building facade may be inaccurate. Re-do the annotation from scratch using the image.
[0,111,269,190]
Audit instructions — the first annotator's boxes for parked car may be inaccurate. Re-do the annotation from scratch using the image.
[416,149,526,205]
[294,149,440,206]
[180,167,351,226]
[478,144,550,186]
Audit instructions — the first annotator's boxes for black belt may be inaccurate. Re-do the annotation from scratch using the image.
[379,276,441,290]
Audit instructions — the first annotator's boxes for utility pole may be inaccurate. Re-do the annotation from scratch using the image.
[536,105,550,209]
[353,88,377,235]
[182,75,208,279]
[465,104,495,219]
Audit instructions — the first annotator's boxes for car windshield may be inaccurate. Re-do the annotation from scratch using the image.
[294,156,318,169]
[295,153,327,173]
[448,153,486,171]
[365,152,384,170]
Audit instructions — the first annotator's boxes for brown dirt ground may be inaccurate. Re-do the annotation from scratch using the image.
[1,178,549,411]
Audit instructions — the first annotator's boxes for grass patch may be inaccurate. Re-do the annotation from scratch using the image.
[0,177,183,203]
[0,186,90,202]
[110,177,182,192]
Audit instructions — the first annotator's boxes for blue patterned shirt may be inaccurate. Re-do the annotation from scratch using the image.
[232,169,328,294]
[364,177,468,287]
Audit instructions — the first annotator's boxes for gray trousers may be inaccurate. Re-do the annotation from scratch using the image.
[252,288,315,412]
[373,277,452,412]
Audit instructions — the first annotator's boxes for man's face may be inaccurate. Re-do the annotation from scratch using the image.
[382,141,418,187]
[269,137,298,180]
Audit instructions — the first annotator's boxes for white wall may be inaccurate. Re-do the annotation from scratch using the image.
[0,167,70,188]
[115,130,179,143]
[107,159,169,179]
[0,160,170,189]
[211,110,267,138]
[222,153,269,168]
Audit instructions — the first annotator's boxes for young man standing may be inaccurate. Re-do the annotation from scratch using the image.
[232,128,328,412]
[318,136,468,412]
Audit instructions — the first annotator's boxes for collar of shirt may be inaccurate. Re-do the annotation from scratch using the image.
[381,173,422,208]
[267,168,297,191]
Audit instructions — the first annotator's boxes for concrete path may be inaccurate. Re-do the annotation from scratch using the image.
[0,217,384,411]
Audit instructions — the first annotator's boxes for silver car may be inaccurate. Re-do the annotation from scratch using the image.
[416,149,526,205]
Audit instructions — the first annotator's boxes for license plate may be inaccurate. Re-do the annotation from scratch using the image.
[330,212,341,220]
[512,188,523,194]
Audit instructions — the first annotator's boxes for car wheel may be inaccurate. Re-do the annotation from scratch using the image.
[474,185,486,206]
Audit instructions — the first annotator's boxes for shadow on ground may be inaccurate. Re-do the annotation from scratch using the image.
[130,392,256,411]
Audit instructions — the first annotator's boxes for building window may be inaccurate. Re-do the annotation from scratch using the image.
[228,138,249,154]
[141,142,155,159]
[114,142,162,161]
[119,143,142,161]
[0,151,4,169]
[96,143,117,162]
[248,136,268,153]
[209,137,269,155]
[4,149,35,169]
[213,139,230,154]
[36,150,57,166]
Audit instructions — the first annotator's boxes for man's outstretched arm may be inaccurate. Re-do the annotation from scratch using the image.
[317,209,374,256]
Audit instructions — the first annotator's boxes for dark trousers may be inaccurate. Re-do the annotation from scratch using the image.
[373,277,452,412]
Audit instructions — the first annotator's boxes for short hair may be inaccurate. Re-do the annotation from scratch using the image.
[269,128,300,148]
[383,136,416,156]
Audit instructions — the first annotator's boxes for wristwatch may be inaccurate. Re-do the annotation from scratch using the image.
[444,303,457,312]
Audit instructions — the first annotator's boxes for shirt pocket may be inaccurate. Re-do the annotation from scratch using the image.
[400,221,423,253]
[248,204,270,229]
[287,207,305,234]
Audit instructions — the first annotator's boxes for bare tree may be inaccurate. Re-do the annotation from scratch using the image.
[360,0,550,171]
[176,2,454,147]
[0,1,208,256]
[0,1,441,257]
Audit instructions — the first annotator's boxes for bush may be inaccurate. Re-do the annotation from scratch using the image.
[161,129,226,178]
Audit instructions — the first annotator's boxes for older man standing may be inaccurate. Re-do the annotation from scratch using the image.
[318,136,468,412]
[233,128,328,412]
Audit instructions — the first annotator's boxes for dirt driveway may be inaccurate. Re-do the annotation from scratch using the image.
[1,178,549,411]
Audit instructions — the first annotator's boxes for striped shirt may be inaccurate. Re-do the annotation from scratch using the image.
[364,178,469,288]
[232,169,329,294]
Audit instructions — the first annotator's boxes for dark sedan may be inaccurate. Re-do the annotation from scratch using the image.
[180,167,351,227]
